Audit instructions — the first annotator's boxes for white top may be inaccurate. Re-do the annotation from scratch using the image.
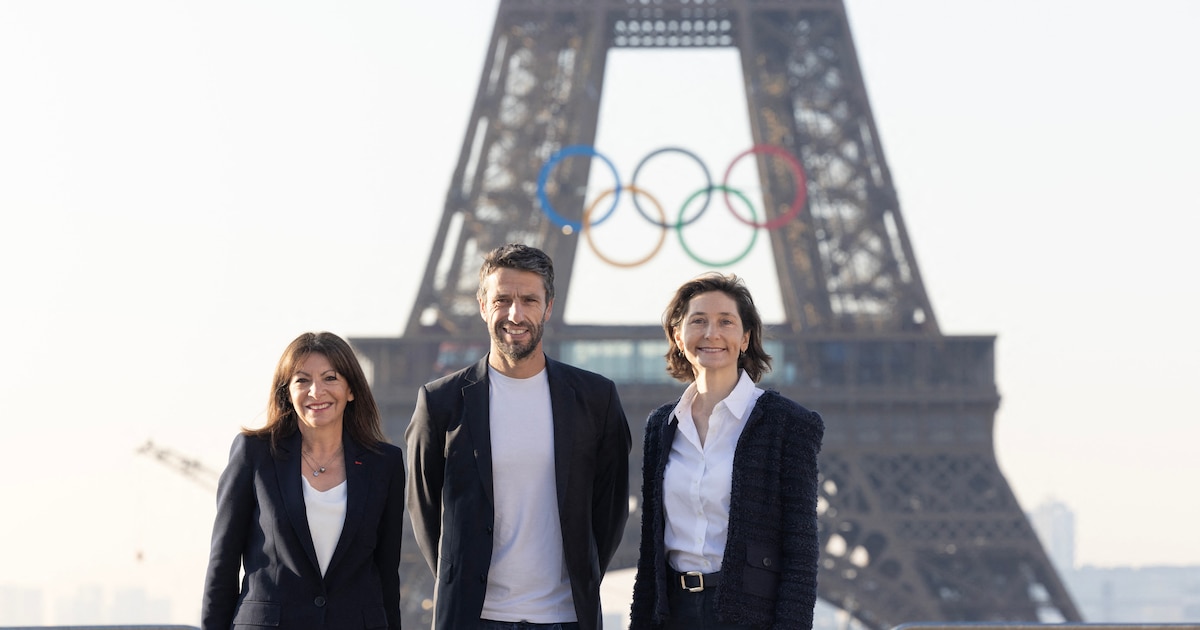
[481,366,576,623]
[664,370,763,573]
[303,478,347,577]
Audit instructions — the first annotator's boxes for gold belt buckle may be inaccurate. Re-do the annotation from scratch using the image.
[680,570,705,593]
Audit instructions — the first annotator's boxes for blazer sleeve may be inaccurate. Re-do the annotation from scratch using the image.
[374,445,407,630]
[405,383,445,574]
[772,405,824,630]
[592,378,632,574]
[201,434,256,630]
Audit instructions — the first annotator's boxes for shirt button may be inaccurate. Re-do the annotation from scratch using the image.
[762,557,773,567]
[314,596,326,607]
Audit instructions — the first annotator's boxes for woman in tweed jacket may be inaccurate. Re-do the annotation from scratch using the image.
[630,273,824,630]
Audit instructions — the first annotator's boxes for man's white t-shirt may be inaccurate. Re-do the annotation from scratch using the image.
[480,366,576,623]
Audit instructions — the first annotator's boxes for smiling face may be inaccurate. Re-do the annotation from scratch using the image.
[674,290,750,380]
[479,267,553,369]
[288,352,354,431]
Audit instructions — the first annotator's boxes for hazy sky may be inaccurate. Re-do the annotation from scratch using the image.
[2,0,1198,625]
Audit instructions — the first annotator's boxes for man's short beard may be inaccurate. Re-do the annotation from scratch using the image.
[492,321,543,362]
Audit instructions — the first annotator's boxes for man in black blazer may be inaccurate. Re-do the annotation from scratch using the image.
[406,243,631,630]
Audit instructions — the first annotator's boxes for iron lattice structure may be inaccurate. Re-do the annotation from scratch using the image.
[353,0,1082,627]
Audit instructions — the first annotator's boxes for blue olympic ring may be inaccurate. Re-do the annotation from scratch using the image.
[536,145,622,232]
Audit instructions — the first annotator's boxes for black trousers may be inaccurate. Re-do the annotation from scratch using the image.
[664,585,764,630]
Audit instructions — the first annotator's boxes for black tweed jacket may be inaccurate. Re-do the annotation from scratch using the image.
[629,390,824,629]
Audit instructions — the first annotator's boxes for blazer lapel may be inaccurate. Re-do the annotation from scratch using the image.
[275,432,322,575]
[463,357,495,506]
[660,415,679,476]
[546,357,577,509]
[325,435,368,580]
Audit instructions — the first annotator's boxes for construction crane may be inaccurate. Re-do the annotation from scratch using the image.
[136,439,220,492]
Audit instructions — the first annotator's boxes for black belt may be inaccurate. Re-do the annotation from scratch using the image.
[671,569,721,593]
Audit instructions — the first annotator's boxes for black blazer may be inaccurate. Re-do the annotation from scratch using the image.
[406,355,632,630]
[630,391,824,629]
[201,431,406,630]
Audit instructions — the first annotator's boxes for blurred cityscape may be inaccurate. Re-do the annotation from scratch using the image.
[4,498,1198,627]
[807,497,1200,629]
[1023,498,1200,623]
[0,584,170,627]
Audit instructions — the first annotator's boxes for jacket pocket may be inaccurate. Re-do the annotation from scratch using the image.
[438,556,456,584]
[232,600,280,626]
[741,541,782,599]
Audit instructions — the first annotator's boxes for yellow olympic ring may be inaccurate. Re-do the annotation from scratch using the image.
[581,184,668,269]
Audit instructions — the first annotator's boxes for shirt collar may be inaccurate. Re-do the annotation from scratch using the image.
[671,382,698,424]
[671,370,759,424]
[722,370,760,423]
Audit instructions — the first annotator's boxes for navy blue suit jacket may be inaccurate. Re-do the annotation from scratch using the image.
[202,431,406,630]
[405,355,632,630]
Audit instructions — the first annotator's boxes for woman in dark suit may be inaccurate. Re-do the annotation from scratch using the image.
[630,273,824,630]
[202,331,405,629]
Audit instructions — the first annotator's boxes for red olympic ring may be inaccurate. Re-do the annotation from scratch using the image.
[721,144,808,230]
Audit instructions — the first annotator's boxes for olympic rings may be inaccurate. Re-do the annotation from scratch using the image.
[583,185,668,268]
[536,143,808,267]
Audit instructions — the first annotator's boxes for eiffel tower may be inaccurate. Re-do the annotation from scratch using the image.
[351,0,1082,626]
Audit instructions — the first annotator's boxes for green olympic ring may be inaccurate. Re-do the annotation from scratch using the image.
[675,185,759,267]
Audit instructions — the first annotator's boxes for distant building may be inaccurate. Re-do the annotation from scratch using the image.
[112,586,172,624]
[53,584,105,625]
[0,584,44,625]
[1029,497,1076,573]
[1068,565,1200,622]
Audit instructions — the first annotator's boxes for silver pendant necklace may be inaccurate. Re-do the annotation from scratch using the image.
[302,445,342,477]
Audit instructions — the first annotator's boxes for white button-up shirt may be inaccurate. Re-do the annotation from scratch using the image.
[663,371,764,573]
